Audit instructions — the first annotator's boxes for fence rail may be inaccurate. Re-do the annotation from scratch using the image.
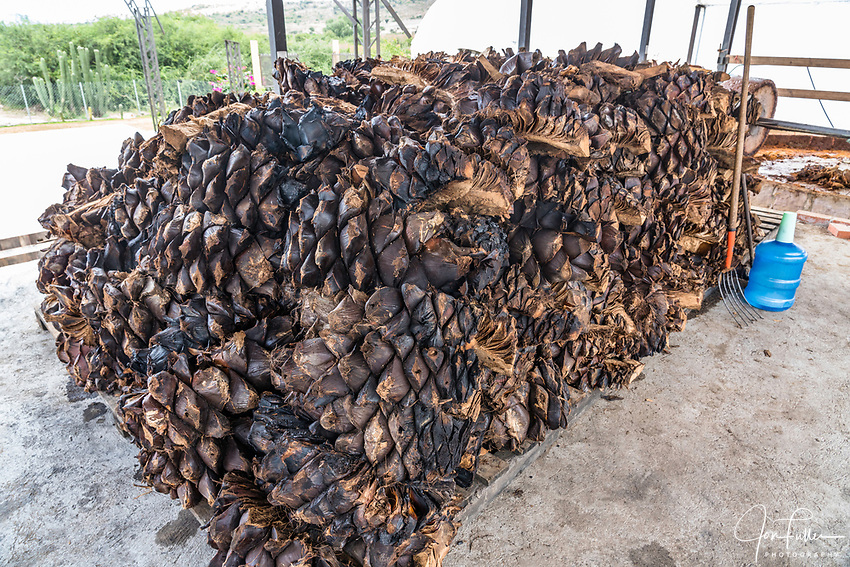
[726,54,850,103]
[0,79,257,127]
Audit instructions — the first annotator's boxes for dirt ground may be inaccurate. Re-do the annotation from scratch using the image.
[0,223,847,566]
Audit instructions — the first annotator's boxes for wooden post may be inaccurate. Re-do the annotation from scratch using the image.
[250,40,263,88]
[332,39,341,66]
[725,5,754,270]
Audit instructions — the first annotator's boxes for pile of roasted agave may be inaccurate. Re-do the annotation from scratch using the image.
[37,43,760,567]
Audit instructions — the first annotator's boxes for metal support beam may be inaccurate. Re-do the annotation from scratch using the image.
[266,0,288,57]
[335,0,395,60]
[379,0,411,38]
[686,4,706,64]
[718,0,742,72]
[375,0,381,56]
[332,0,359,27]
[362,0,371,58]
[518,0,533,52]
[638,0,656,62]
[124,0,166,131]
[266,0,287,93]
[225,40,245,94]
[352,0,360,58]
[756,118,850,140]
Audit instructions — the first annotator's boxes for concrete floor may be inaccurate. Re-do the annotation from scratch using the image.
[0,223,847,566]
[0,261,209,567]
[447,223,850,567]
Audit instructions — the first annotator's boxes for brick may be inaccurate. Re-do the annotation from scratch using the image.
[828,221,850,239]
[796,210,833,227]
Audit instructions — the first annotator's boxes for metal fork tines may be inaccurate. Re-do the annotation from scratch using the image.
[719,270,763,328]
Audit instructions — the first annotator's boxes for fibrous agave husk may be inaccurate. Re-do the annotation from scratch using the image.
[35,40,761,567]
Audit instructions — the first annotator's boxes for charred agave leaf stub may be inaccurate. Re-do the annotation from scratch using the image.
[36,43,758,567]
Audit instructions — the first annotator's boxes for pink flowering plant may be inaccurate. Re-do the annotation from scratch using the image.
[208,66,261,94]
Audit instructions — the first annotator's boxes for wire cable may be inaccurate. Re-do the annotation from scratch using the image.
[806,66,835,128]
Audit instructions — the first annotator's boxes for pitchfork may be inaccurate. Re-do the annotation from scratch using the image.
[719,5,763,328]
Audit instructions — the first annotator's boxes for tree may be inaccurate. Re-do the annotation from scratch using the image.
[326,16,350,39]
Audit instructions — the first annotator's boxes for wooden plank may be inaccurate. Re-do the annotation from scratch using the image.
[0,249,45,268]
[728,55,850,69]
[0,230,51,251]
[775,88,850,102]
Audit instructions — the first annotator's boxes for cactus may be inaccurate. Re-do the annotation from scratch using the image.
[57,50,77,115]
[76,46,94,116]
[93,49,107,117]
[68,42,82,109]
[32,58,62,117]
[32,42,108,118]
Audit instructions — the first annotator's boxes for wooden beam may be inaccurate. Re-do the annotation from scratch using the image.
[728,55,850,69]
[0,249,45,268]
[0,230,51,251]
[776,88,850,102]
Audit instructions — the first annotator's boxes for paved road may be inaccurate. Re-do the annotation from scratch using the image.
[0,121,153,239]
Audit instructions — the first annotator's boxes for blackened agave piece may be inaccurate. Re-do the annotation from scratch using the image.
[35,40,761,567]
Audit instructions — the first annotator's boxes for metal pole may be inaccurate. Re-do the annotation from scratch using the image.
[79,82,88,117]
[133,79,141,113]
[518,0,533,52]
[353,0,359,59]
[687,4,706,64]
[718,0,742,72]
[375,0,381,58]
[266,0,287,94]
[144,9,166,120]
[20,84,32,124]
[266,0,288,57]
[362,0,371,58]
[638,0,656,62]
[177,80,183,106]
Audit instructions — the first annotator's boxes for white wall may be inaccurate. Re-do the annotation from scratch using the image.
[411,0,850,129]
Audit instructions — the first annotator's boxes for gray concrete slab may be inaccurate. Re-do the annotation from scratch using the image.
[0,260,209,567]
[446,223,850,567]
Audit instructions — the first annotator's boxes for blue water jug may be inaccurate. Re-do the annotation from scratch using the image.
[744,212,807,311]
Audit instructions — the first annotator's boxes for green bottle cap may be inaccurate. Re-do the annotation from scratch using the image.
[775,212,797,243]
